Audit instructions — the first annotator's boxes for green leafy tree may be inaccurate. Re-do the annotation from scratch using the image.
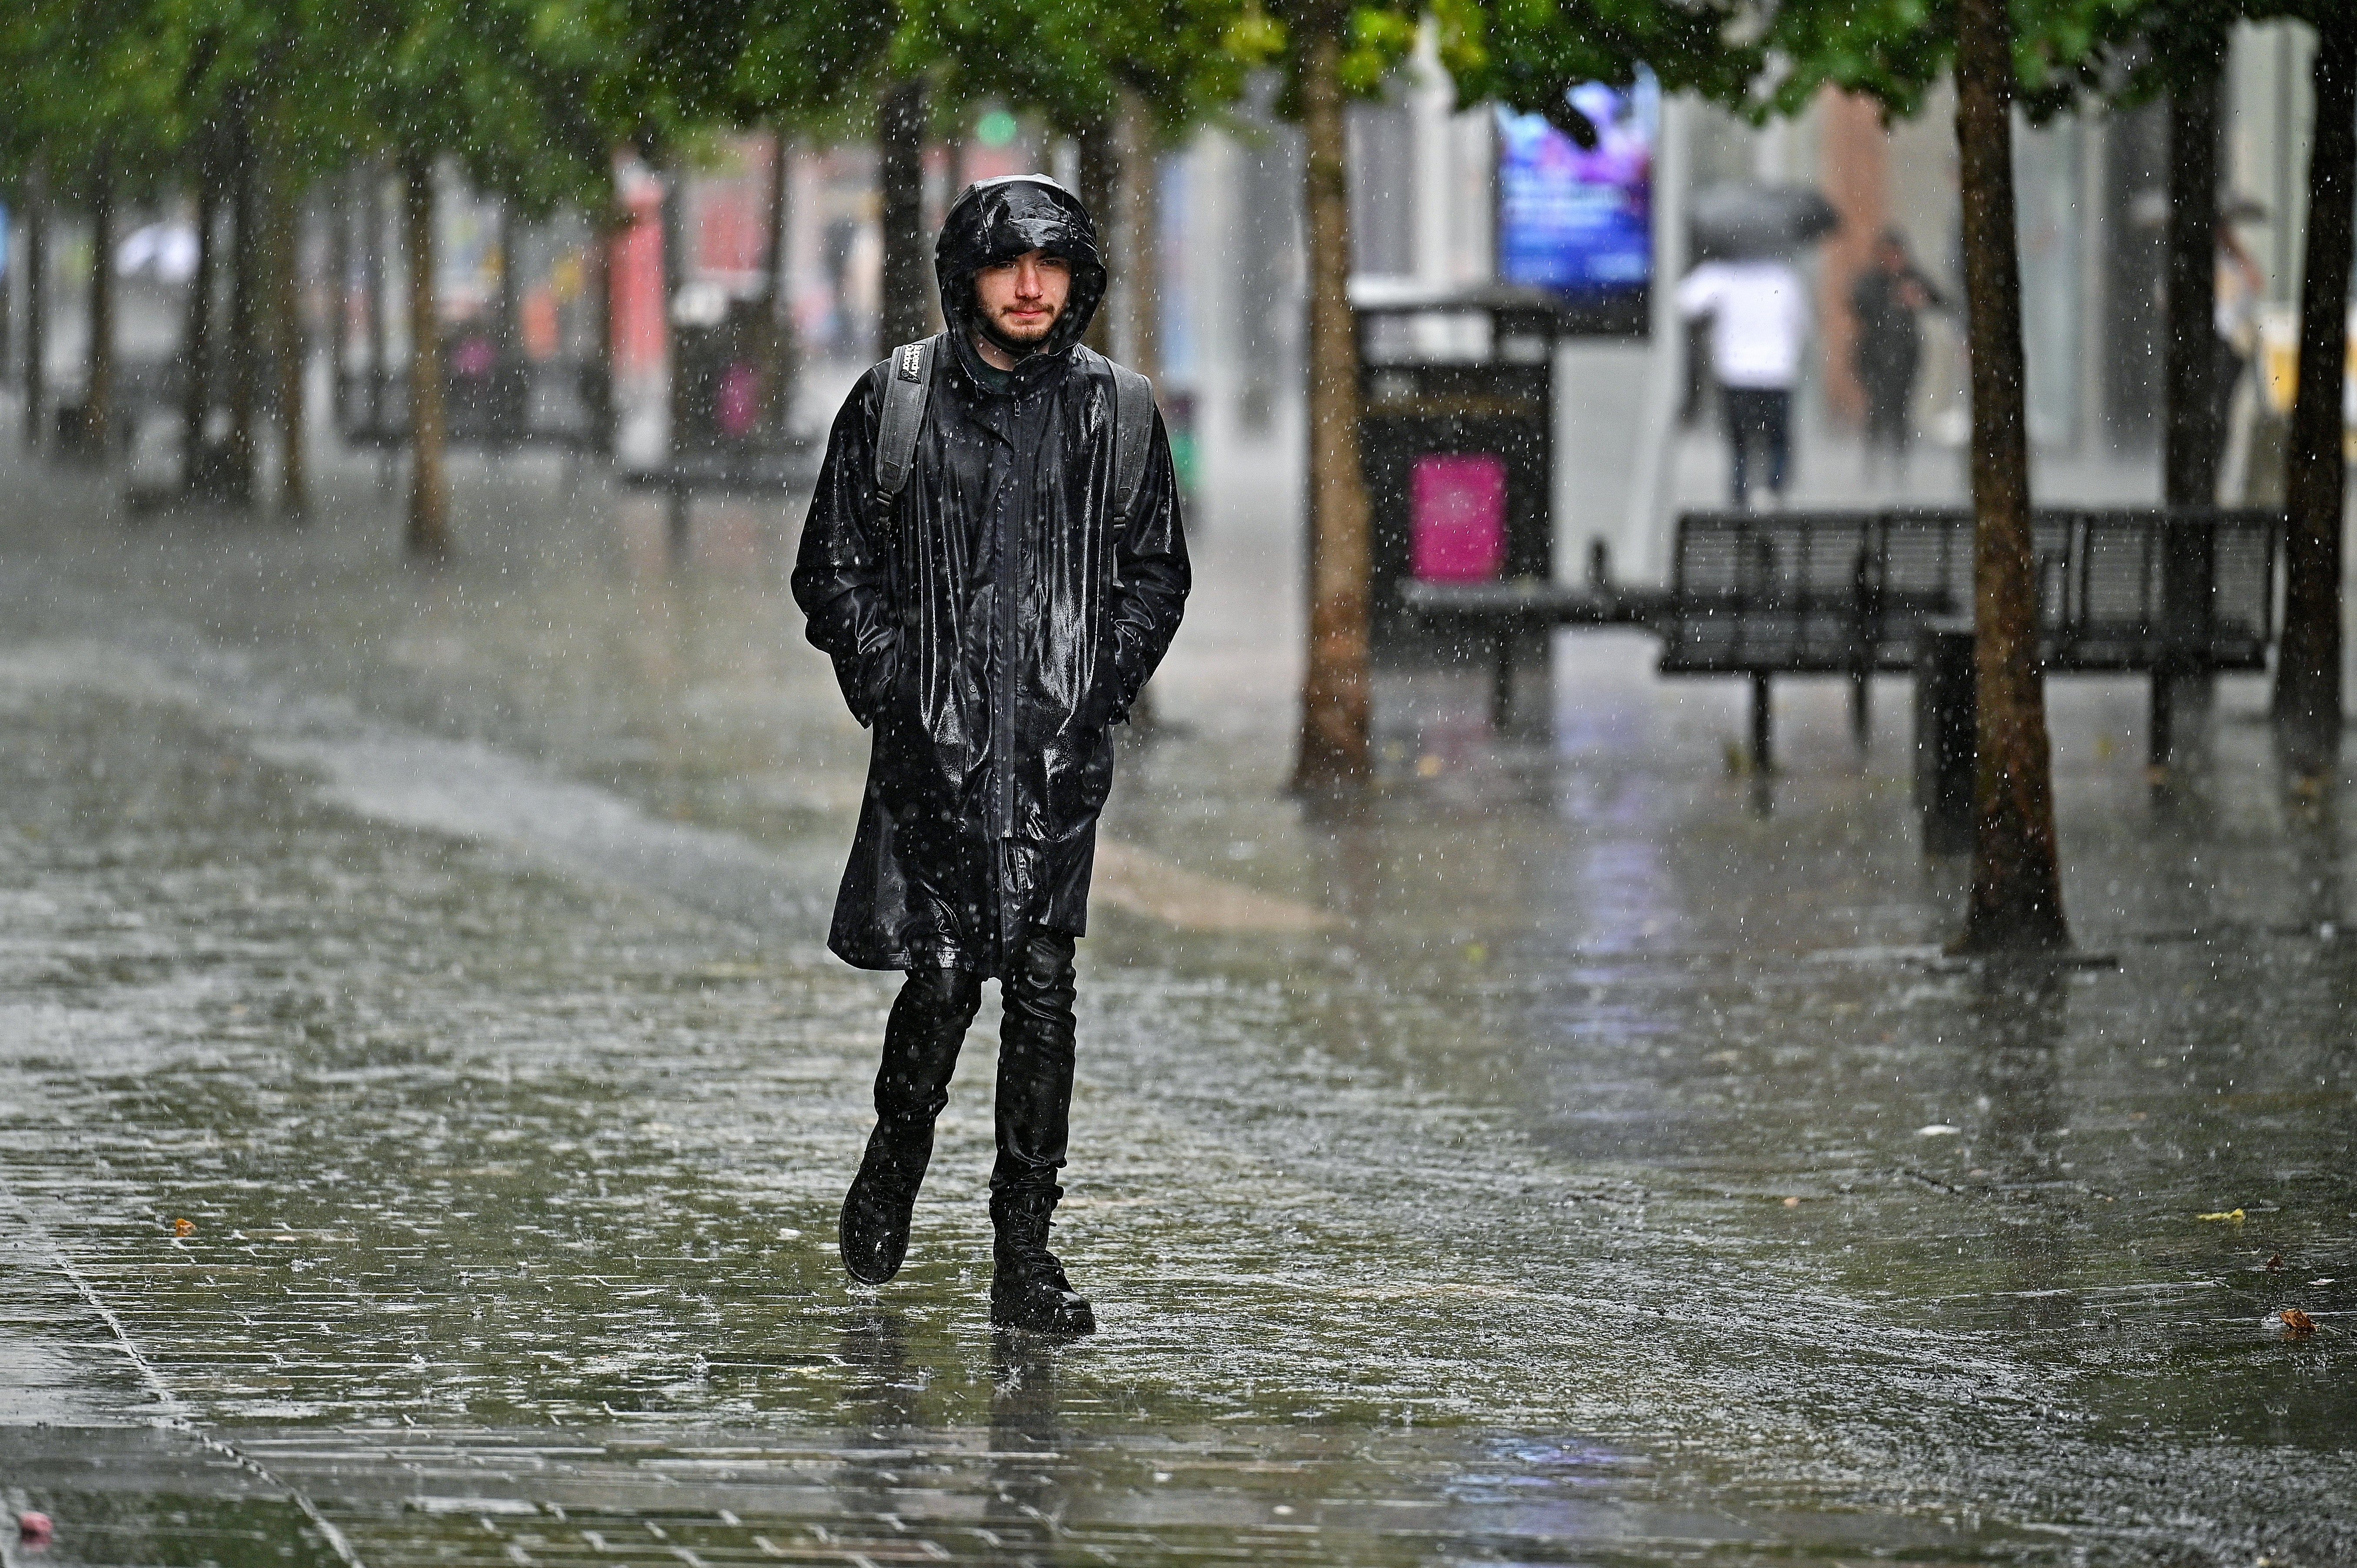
[617,0,900,411]
[2006,0,2349,771]
[1256,0,1761,792]
[2,0,639,528]
[901,0,1255,361]
[0,0,185,460]
[286,0,643,554]
[1205,0,1423,792]
[1772,0,2354,798]
[1731,0,2156,951]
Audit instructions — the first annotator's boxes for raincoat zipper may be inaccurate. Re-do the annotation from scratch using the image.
[992,439,1019,844]
[988,387,1026,966]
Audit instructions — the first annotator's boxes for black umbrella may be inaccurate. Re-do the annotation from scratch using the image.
[1689,183,1841,260]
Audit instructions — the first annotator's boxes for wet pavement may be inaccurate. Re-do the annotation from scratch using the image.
[0,427,2351,1568]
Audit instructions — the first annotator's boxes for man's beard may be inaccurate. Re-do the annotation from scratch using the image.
[975,301,1059,358]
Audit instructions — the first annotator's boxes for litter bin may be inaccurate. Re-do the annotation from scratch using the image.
[1352,281,1562,657]
[444,327,530,446]
[671,297,778,462]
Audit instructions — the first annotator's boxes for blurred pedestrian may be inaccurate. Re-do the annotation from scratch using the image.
[1677,255,1809,509]
[793,176,1189,1335]
[1849,228,1945,485]
[2212,203,2266,473]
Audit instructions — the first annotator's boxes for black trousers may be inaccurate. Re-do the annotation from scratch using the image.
[1721,386,1792,507]
[1861,371,1916,456]
[871,931,1078,1195]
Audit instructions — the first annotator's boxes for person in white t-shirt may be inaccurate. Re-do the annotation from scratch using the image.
[1676,257,1810,509]
[2212,213,2265,472]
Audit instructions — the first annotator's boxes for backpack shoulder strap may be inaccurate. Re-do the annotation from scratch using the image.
[872,337,937,498]
[1107,360,1156,523]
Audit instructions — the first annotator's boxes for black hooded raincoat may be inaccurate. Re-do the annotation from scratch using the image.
[792,177,1190,977]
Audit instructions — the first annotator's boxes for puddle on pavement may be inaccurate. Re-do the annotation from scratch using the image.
[7,1422,2043,1568]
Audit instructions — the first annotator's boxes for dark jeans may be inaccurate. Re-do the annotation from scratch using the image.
[1861,372,1916,456]
[2213,341,2246,476]
[871,931,1078,1196]
[1722,386,1792,508]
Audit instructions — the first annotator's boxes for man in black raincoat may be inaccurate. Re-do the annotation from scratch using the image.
[791,176,1189,1334]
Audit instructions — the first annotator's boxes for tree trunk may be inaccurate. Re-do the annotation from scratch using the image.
[1118,90,1160,385]
[1117,92,1163,731]
[1075,110,1116,356]
[227,106,260,503]
[496,197,521,358]
[2163,70,2221,505]
[274,166,307,518]
[368,164,392,431]
[2272,13,2357,776]
[1953,0,2069,951]
[22,158,46,450]
[2157,66,2223,761]
[878,76,932,353]
[86,159,116,458]
[404,155,449,558]
[493,194,521,448]
[1292,9,1375,791]
[183,149,217,485]
[0,182,12,383]
[659,160,688,459]
[331,167,352,433]
[588,190,616,458]
[762,127,800,440]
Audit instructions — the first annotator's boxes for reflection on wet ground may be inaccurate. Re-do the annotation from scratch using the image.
[0,450,2350,1566]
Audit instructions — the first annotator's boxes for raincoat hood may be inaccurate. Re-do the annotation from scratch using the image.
[935,175,1106,361]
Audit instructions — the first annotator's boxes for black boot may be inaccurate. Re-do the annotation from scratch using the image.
[990,1187,1095,1334]
[839,966,980,1286]
[839,1127,928,1286]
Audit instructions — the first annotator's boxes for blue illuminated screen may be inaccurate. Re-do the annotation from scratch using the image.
[1496,72,1656,324]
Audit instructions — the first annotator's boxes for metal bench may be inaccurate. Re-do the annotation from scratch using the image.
[1402,507,2280,769]
[338,364,610,457]
[1395,570,1669,729]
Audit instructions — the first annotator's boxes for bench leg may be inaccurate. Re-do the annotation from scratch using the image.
[1850,667,1871,747]
[1749,672,1774,774]
[2147,670,2173,770]
[1491,632,1516,732]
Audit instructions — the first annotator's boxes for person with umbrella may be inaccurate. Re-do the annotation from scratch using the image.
[2211,197,2267,473]
[1849,227,1947,485]
[1676,254,1810,510]
[1677,186,1835,510]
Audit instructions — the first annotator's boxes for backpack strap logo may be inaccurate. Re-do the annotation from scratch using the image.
[875,337,938,499]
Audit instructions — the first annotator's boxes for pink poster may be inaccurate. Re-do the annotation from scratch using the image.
[1410,453,1508,581]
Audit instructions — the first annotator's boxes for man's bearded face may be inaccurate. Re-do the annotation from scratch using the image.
[973,249,1072,353]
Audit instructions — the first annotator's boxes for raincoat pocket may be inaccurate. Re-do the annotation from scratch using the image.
[859,634,907,725]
